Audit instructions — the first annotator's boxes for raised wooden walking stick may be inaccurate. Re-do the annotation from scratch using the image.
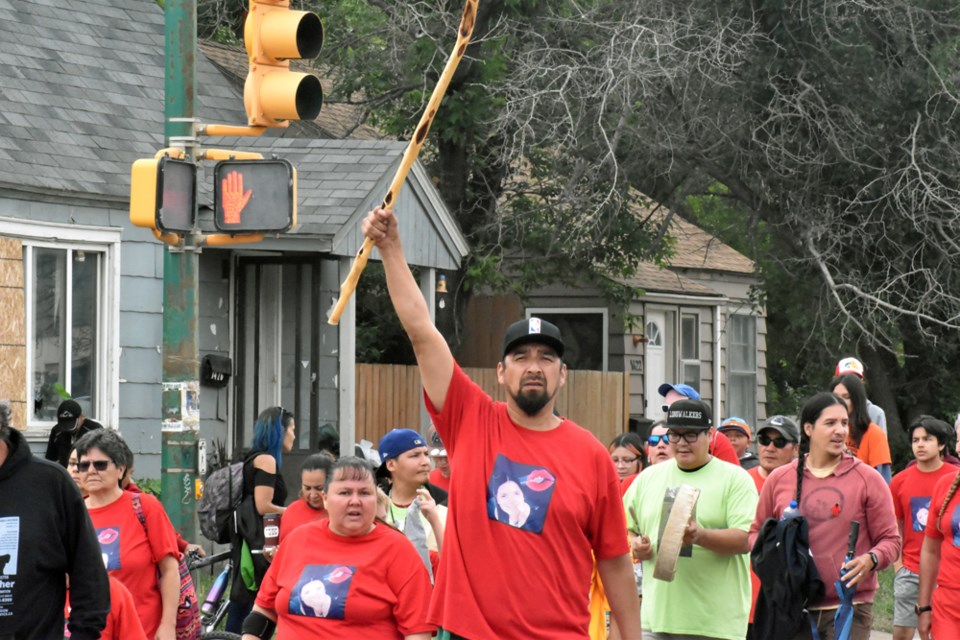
[328,0,480,325]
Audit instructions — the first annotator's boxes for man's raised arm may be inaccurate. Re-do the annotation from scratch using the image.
[362,208,454,412]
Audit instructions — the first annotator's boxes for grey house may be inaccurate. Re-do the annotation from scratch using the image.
[0,0,467,479]
[458,210,766,430]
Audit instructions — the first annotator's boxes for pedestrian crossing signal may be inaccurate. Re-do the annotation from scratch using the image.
[130,156,196,233]
[213,159,296,233]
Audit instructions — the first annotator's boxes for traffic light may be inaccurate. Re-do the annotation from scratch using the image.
[213,159,297,233]
[244,0,324,128]
[130,155,196,233]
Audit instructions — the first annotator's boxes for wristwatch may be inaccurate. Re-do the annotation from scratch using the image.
[868,551,879,570]
[914,604,932,615]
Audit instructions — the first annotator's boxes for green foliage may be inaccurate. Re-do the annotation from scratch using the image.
[133,477,162,498]
[354,263,418,364]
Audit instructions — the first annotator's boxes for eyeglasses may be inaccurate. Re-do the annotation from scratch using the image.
[78,460,112,473]
[758,434,791,449]
[647,435,668,446]
[611,456,638,466]
[67,460,79,469]
[666,430,703,444]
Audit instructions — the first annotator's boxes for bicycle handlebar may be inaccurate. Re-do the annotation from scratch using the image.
[187,548,231,570]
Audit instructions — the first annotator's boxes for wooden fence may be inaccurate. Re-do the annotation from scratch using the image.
[355,364,629,447]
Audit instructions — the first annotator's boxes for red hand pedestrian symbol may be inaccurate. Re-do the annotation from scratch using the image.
[221,171,252,224]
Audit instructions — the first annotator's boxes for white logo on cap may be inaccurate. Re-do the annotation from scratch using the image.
[60,411,73,419]
[529,318,541,334]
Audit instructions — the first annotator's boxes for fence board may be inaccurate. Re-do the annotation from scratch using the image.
[356,364,628,446]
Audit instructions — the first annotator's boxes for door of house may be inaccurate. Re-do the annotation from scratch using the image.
[644,310,676,420]
[234,256,324,496]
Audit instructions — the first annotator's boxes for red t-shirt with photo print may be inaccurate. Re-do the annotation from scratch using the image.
[425,364,629,639]
[86,491,180,638]
[256,519,433,639]
[891,463,957,573]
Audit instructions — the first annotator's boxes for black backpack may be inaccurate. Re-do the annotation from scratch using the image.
[197,461,244,544]
[751,513,825,639]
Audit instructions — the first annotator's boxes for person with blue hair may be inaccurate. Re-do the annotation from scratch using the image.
[225,406,296,633]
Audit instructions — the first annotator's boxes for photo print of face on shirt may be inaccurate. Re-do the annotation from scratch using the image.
[289,564,353,619]
[486,454,556,534]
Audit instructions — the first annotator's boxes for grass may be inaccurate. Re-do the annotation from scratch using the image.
[873,568,895,633]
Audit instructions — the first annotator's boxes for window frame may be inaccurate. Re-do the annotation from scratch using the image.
[726,312,757,426]
[525,306,609,371]
[679,309,701,390]
[0,216,121,437]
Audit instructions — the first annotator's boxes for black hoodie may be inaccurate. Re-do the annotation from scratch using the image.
[0,428,109,639]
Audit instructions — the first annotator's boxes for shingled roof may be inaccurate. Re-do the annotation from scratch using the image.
[201,137,406,236]
[0,0,246,201]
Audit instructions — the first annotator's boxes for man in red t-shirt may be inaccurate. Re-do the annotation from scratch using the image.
[889,416,955,640]
[361,207,640,640]
[659,382,740,466]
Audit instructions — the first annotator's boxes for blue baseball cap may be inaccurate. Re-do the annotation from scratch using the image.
[657,383,701,400]
[377,428,426,463]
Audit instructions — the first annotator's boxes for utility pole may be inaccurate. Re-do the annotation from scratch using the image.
[161,0,199,537]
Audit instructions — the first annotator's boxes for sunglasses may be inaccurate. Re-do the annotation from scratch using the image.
[661,404,670,414]
[757,433,791,449]
[647,435,669,446]
[78,460,112,473]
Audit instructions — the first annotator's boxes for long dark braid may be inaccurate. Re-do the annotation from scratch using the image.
[794,436,810,505]
[937,470,960,533]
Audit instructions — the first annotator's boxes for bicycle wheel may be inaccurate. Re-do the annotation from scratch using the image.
[200,632,242,640]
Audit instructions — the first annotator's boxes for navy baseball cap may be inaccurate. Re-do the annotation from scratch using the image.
[376,428,427,480]
[657,383,701,400]
[502,317,565,358]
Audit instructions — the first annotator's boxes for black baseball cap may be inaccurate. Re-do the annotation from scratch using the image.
[57,399,82,432]
[761,415,800,443]
[501,318,565,358]
[665,399,712,430]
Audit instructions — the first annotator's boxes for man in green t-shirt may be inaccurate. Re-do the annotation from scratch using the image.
[623,399,758,640]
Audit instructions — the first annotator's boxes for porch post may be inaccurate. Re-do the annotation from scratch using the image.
[338,257,357,458]
[419,268,436,431]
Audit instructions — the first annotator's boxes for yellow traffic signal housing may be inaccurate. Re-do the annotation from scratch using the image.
[130,156,196,233]
[244,0,324,128]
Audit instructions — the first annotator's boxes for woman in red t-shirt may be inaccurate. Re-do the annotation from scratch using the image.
[608,433,645,495]
[75,429,182,640]
[917,469,960,640]
[279,453,334,544]
[242,456,434,640]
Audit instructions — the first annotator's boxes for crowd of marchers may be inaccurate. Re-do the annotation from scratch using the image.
[2,207,960,640]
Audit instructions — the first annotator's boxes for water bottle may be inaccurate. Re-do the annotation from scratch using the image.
[201,565,229,615]
[781,500,800,520]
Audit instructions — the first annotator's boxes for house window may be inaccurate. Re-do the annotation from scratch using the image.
[728,314,757,425]
[526,308,608,371]
[680,312,700,389]
[27,246,102,422]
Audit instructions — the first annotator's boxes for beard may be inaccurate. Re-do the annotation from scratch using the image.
[512,386,553,416]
